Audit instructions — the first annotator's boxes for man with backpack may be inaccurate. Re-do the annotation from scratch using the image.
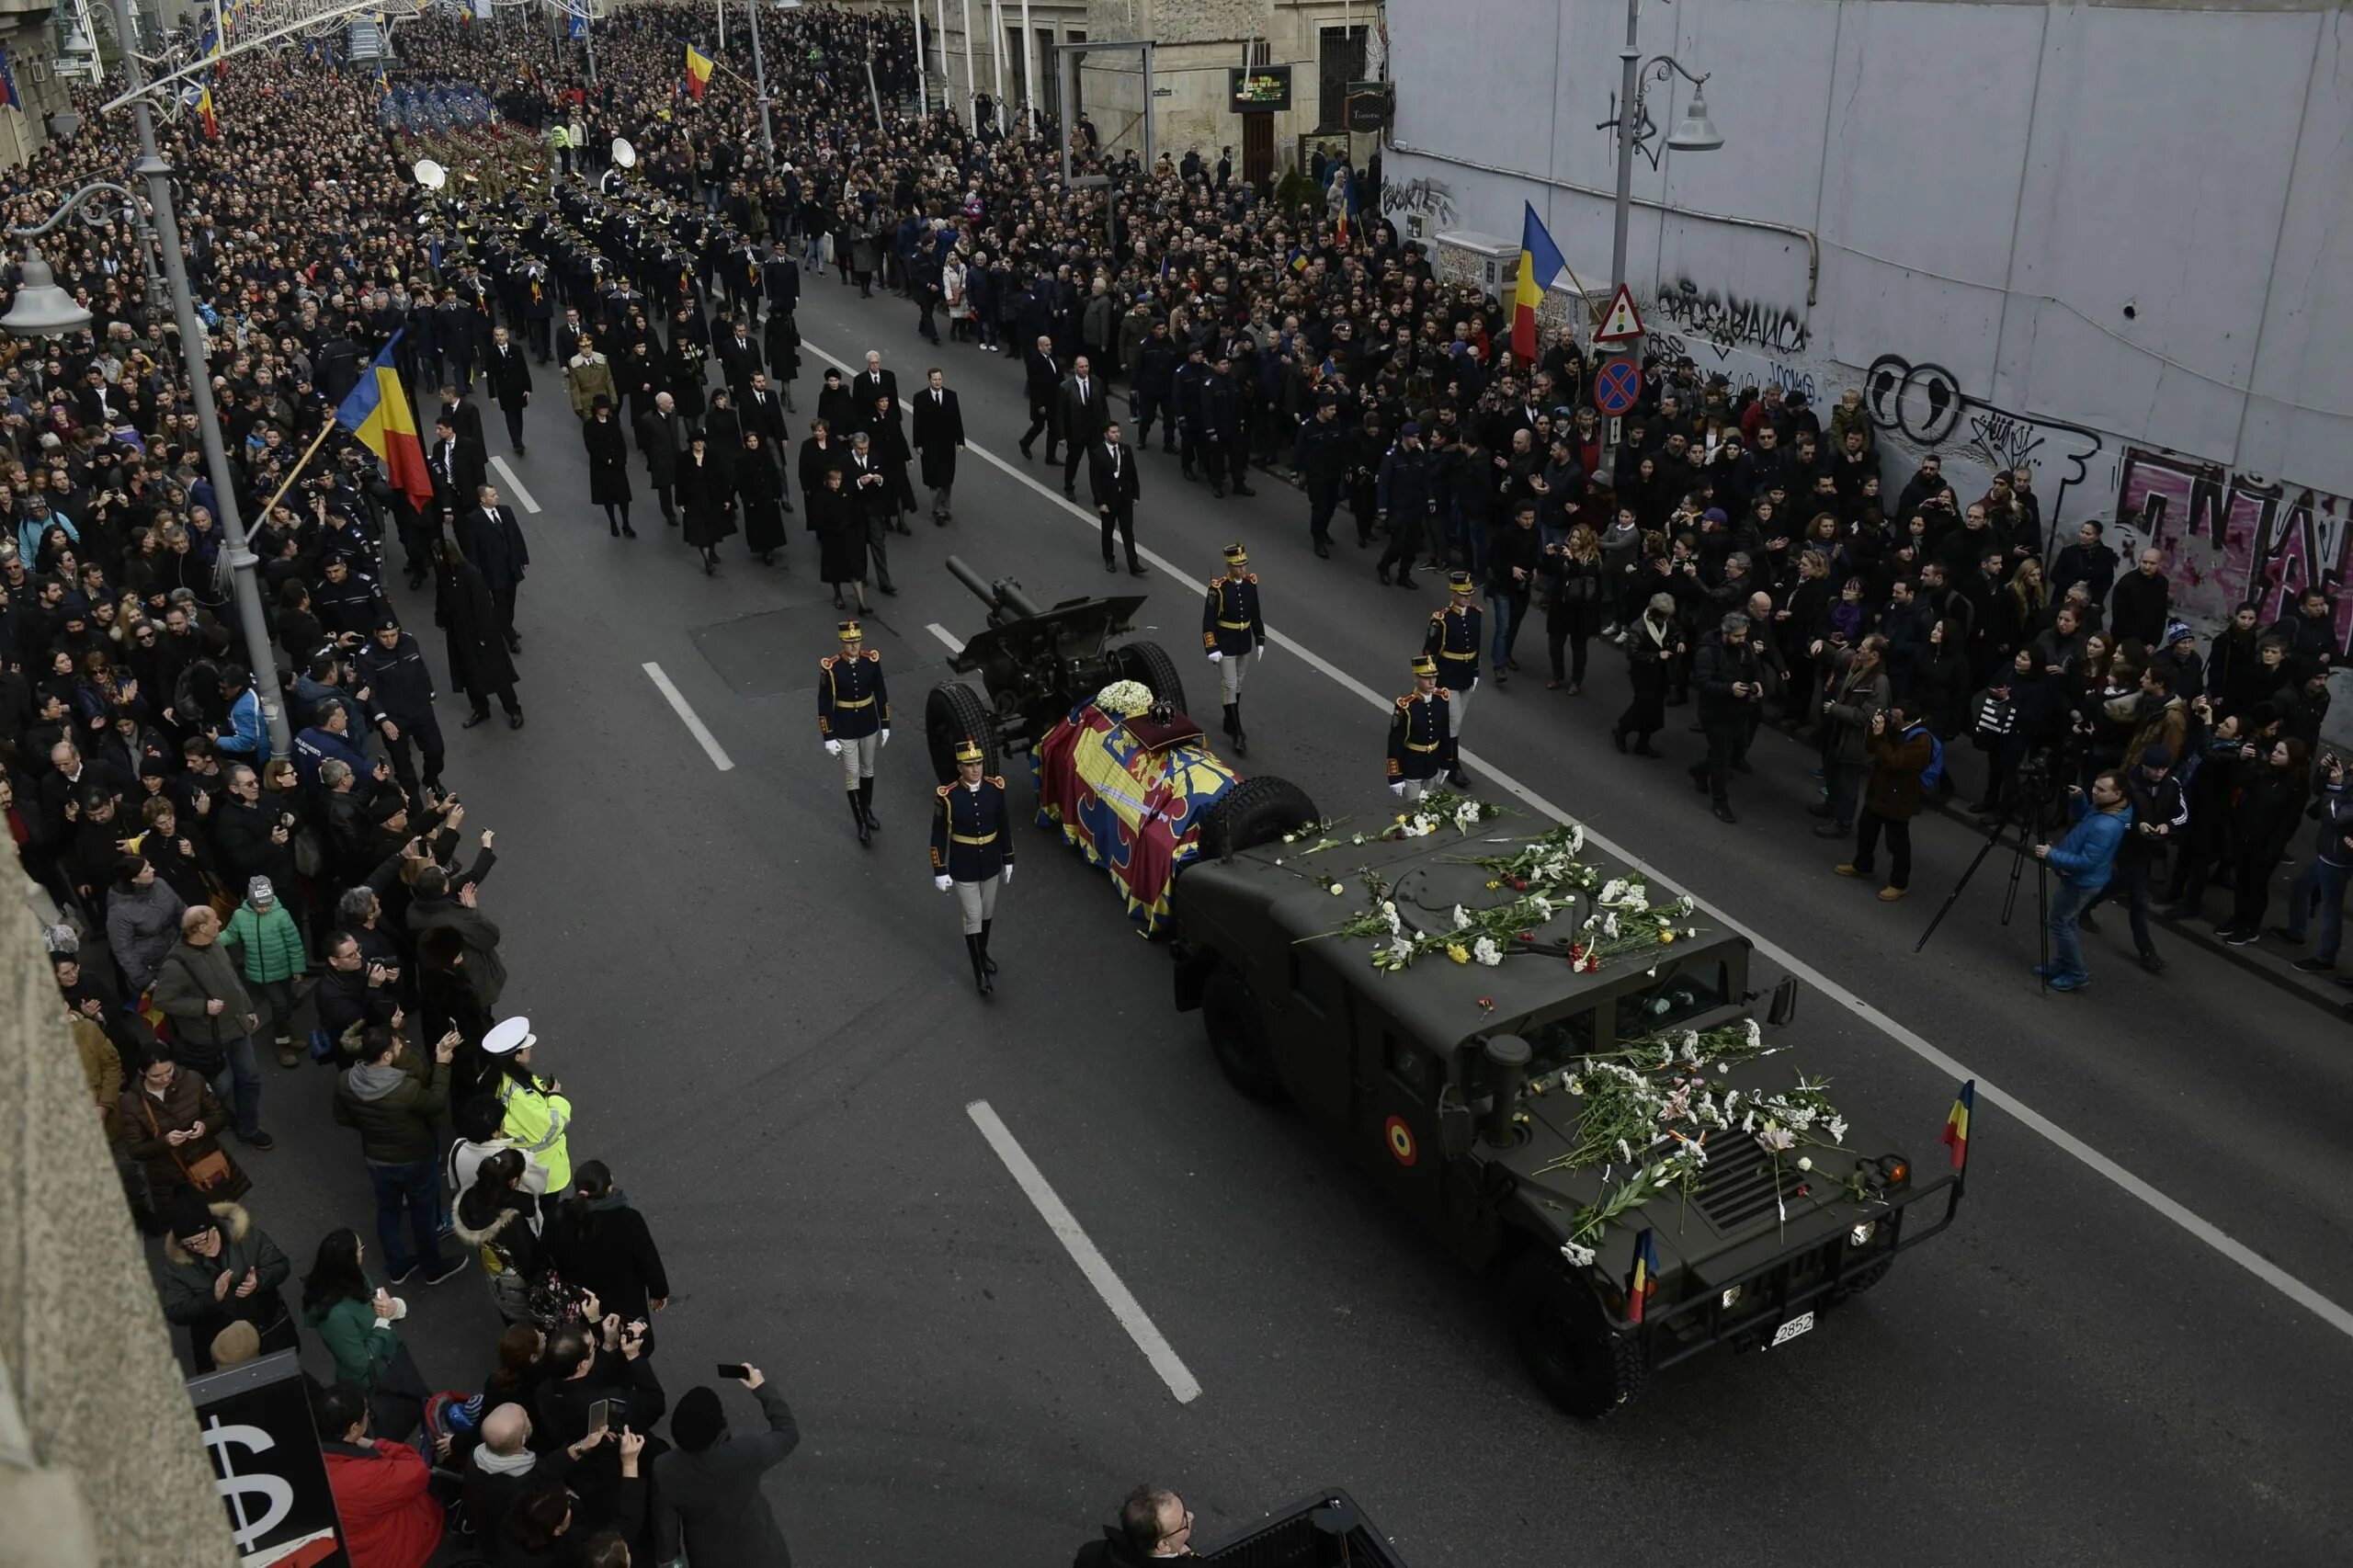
[1836,702,1938,900]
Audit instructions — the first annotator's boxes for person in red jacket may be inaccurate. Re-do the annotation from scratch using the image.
[313,1381,443,1568]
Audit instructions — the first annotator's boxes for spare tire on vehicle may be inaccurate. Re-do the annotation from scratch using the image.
[925,682,998,784]
[1198,775,1319,861]
[1114,640,1188,715]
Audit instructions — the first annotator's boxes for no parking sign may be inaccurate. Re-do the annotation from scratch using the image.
[1593,358,1642,416]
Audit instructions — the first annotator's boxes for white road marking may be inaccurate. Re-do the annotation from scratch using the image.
[805,341,2353,1341]
[966,1099,1202,1403]
[926,621,966,654]
[641,661,735,772]
[490,456,541,514]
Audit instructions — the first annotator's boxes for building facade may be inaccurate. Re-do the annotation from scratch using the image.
[0,0,76,171]
[878,0,1384,175]
[1386,0,2353,700]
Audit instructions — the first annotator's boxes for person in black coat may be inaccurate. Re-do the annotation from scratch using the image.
[909,369,964,523]
[2109,547,2171,651]
[736,434,787,564]
[1018,335,1062,461]
[676,434,735,574]
[762,310,801,410]
[483,329,533,455]
[740,375,791,507]
[1613,594,1684,758]
[542,1161,670,1323]
[1057,356,1111,499]
[428,421,487,518]
[434,540,522,730]
[858,395,915,531]
[1088,423,1145,577]
[582,396,634,538]
[810,469,868,611]
[703,390,745,498]
[457,486,530,655]
[664,326,707,425]
[633,392,684,529]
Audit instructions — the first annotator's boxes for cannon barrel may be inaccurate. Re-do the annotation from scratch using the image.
[947,555,1047,623]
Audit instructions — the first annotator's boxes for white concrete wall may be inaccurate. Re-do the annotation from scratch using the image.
[1388,0,2353,688]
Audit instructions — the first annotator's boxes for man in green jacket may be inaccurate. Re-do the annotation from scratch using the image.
[335,1025,467,1285]
[150,905,273,1151]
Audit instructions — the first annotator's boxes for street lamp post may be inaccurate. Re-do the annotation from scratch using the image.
[747,0,774,159]
[5,0,293,756]
[1602,0,1723,484]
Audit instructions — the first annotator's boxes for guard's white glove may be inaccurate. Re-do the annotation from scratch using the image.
[880,728,892,746]
[934,874,952,892]
[1390,780,1407,797]
[999,864,1014,886]
[1256,643,1267,662]
[1208,650,1223,663]
[824,739,843,756]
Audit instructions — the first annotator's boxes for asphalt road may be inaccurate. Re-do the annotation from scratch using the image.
[239,275,2353,1568]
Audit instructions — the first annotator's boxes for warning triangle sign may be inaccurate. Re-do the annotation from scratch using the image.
[1593,284,1646,343]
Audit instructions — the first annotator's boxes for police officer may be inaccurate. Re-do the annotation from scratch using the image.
[1294,397,1348,558]
[1171,342,1210,482]
[1201,542,1266,756]
[1375,421,1438,585]
[354,614,446,795]
[1388,654,1457,803]
[1424,571,1483,785]
[816,621,890,844]
[931,739,1014,995]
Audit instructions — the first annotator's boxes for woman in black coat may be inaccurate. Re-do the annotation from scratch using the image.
[620,341,664,430]
[542,1161,671,1323]
[676,434,735,574]
[2220,737,2309,940]
[811,469,868,611]
[582,396,633,538]
[763,308,801,406]
[1543,524,1607,693]
[1613,594,1683,756]
[736,433,787,564]
[434,540,521,727]
[665,332,707,424]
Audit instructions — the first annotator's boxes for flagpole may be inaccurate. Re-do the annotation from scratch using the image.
[746,0,773,160]
[252,419,341,530]
[910,0,926,119]
[961,0,974,125]
[988,0,1005,135]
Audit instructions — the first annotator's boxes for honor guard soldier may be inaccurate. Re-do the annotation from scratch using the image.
[1201,541,1267,756]
[817,621,889,844]
[1423,570,1483,785]
[1388,653,1456,803]
[931,739,1014,995]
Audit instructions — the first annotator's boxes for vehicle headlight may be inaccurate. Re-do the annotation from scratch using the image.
[1719,1284,1744,1310]
[1849,1221,1878,1247]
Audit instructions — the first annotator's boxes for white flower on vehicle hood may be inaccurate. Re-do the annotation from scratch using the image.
[1745,1018,1763,1048]
[1451,903,1472,930]
[1561,1239,1596,1268]
[1472,936,1503,966]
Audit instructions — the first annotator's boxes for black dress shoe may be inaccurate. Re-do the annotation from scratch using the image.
[508,711,525,731]
[1233,483,1256,496]
[462,710,491,729]
[1129,563,1148,577]
[879,584,898,596]
[1105,558,1119,574]
[1712,803,1739,824]
[1313,541,1330,558]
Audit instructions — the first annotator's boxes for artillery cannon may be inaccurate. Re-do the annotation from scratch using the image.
[922,555,1191,784]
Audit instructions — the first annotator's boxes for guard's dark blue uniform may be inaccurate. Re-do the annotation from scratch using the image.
[816,650,888,740]
[1386,689,1456,792]
[1200,574,1264,656]
[929,778,1015,881]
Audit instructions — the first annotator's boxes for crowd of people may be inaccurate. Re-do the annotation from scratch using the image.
[8,0,2350,1562]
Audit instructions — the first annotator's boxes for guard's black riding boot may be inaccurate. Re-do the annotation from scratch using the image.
[848,791,870,845]
[980,918,999,974]
[965,934,993,994]
[1229,703,1248,756]
[858,777,881,830]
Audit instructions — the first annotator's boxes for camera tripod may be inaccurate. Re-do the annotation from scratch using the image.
[1915,801,2052,992]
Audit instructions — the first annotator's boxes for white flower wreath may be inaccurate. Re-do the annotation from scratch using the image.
[1095,679,1154,717]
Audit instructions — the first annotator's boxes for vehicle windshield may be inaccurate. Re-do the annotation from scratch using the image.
[1613,962,1730,1039]
[1520,1008,1596,1077]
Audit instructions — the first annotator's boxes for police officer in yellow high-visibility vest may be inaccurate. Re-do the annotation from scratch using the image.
[551,122,573,178]
[483,1017,573,1196]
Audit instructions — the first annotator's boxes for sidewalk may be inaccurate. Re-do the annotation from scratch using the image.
[1250,458,2351,1019]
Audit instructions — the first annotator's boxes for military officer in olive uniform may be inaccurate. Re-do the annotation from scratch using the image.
[1388,653,1457,803]
[817,620,889,844]
[931,738,1014,995]
[1423,570,1483,786]
[1201,541,1267,756]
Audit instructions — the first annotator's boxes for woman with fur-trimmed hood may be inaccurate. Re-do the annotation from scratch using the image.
[159,1189,297,1372]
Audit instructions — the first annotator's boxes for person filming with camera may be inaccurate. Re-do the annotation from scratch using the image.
[2033,770,2136,992]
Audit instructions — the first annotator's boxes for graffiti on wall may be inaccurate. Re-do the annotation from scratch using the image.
[1863,353,2109,531]
[1380,176,1457,231]
[1648,331,1818,404]
[1652,277,1812,360]
[2112,447,2353,665]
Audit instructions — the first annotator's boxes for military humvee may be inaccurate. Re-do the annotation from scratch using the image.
[1167,804,1965,1416]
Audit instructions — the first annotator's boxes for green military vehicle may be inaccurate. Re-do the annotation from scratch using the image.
[1166,799,1966,1417]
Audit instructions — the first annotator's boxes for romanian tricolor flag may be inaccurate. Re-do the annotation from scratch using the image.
[684,43,715,100]
[335,334,434,512]
[195,85,220,140]
[1512,202,1566,365]
[1941,1079,1975,1171]
[1627,1228,1659,1324]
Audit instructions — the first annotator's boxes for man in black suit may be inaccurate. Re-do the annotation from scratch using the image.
[1058,355,1110,500]
[483,327,533,456]
[634,392,684,528]
[460,483,531,653]
[716,316,765,401]
[1018,335,1061,462]
[910,368,965,524]
[429,418,486,517]
[742,372,791,507]
[856,350,898,424]
[845,431,898,596]
[1088,421,1146,577]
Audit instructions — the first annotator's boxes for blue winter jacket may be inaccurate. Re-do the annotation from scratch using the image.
[2044,793,2133,889]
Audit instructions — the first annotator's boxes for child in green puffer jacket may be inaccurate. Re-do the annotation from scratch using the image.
[222,876,308,1065]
